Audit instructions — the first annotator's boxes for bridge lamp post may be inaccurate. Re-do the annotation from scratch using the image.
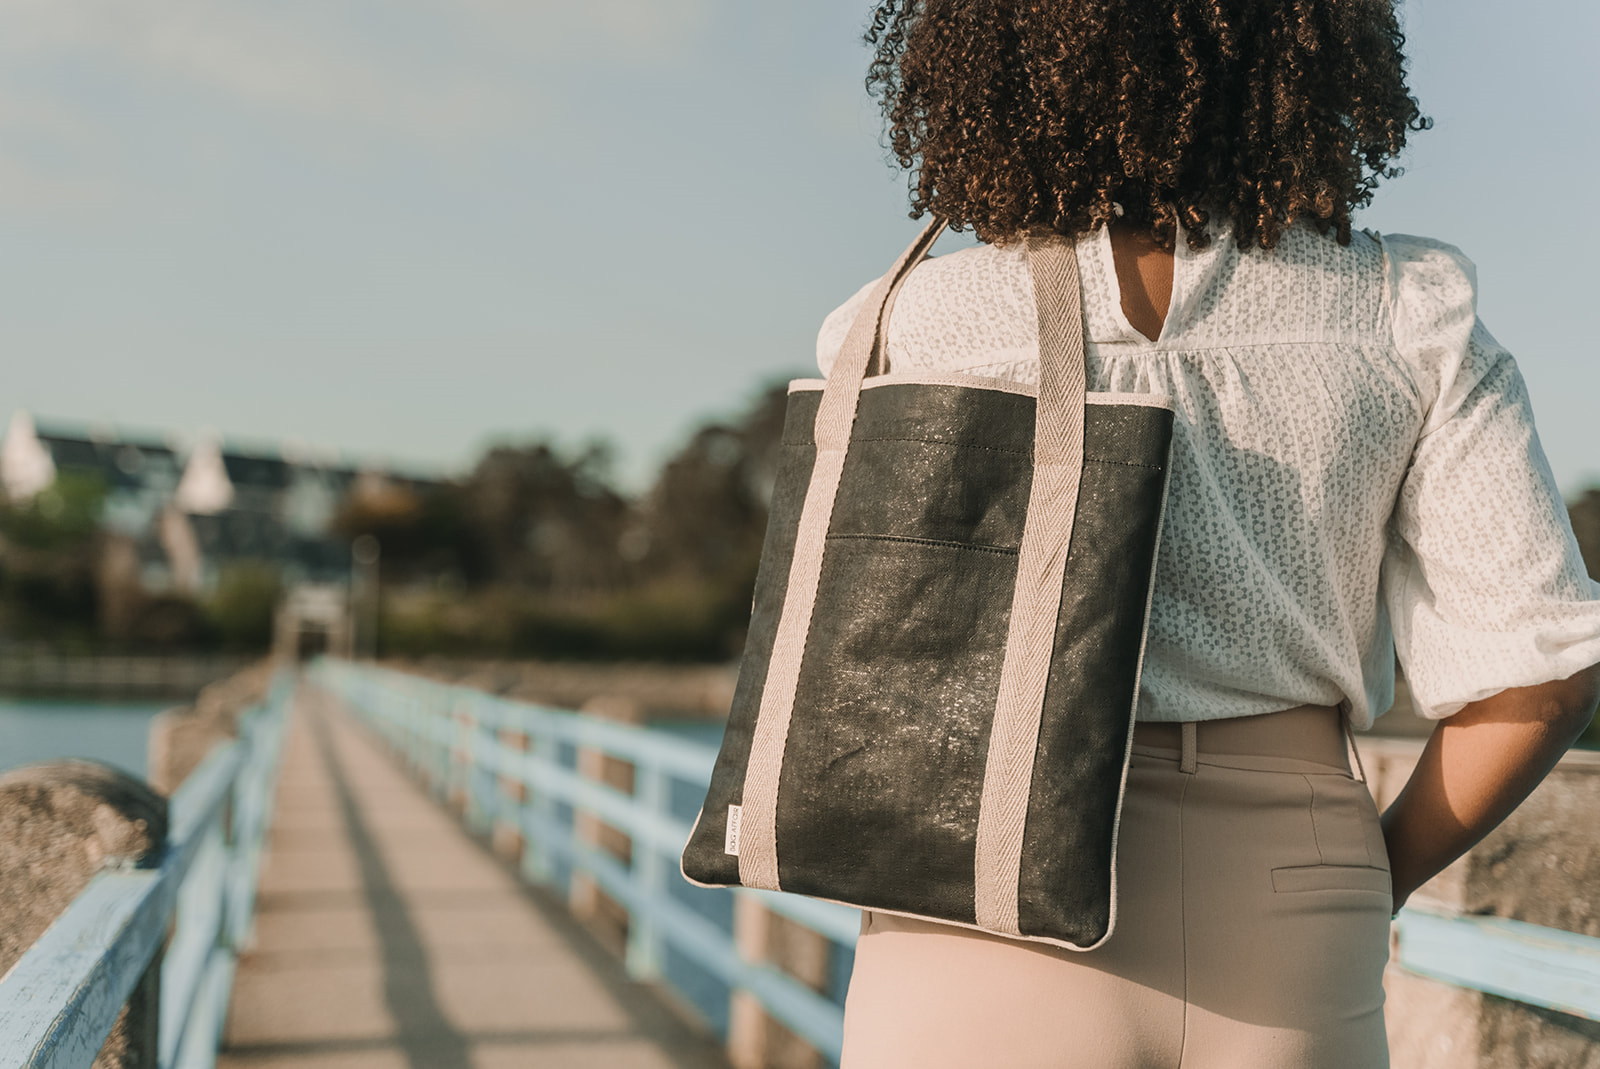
[352,534,381,661]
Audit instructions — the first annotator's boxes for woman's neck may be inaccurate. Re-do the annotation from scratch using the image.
[1107,218,1175,344]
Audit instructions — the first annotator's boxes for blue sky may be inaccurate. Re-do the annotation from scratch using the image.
[2,0,1596,498]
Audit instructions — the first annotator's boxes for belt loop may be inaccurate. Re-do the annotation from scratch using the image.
[1179,721,1198,774]
[1341,704,1368,784]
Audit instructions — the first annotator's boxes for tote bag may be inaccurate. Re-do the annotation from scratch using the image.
[680,215,1176,951]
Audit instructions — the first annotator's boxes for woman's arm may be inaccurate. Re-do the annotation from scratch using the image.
[1382,661,1600,912]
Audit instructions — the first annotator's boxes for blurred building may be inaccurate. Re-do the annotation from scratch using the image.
[0,409,439,596]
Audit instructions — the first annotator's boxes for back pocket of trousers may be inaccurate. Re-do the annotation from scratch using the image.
[1270,773,1393,896]
[1271,863,1392,895]
[1305,771,1389,872]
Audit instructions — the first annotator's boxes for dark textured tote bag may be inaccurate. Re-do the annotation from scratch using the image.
[679,215,1176,951]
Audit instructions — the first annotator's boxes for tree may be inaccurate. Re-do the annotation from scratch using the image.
[1567,488,1600,580]
[332,478,474,588]
[634,379,789,586]
[206,562,283,651]
[457,437,632,593]
[0,472,108,642]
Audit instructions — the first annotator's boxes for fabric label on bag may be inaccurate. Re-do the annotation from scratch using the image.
[725,804,743,856]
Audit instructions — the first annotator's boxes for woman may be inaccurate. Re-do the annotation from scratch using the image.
[823,2,1600,1066]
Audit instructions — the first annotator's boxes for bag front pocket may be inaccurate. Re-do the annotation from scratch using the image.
[774,534,1016,923]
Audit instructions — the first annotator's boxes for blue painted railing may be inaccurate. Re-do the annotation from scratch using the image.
[307,659,1600,1061]
[0,670,295,1069]
[1391,909,1600,1020]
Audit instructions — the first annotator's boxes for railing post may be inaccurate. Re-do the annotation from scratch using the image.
[463,696,485,835]
[728,894,772,1069]
[570,696,642,953]
[225,684,289,954]
[519,714,558,889]
[160,785,228,1069]
[434,689,454,803]
[570,740,605,927]
[726,893,832,1069]
[395,685,420,784]
[482,699,502,836]
[225,715,259,951]
[492,714,529,866]
[625,762,668,981]
[448,696,471,819]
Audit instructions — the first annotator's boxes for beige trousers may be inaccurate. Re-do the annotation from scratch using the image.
[840,704,1393,1068]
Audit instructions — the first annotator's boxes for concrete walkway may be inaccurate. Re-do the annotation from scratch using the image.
[219,686,730,1069]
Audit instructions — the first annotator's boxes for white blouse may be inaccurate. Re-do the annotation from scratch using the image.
[814,216,1600,729]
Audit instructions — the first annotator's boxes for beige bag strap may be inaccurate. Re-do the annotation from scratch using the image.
[816,216,951,448]
[865,247,932,376]
[973,230,1090,935]
[736,214,949,891]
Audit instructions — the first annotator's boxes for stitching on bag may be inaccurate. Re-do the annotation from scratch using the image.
[824,532,1019,556]
[1084,458,1168,470]
[852,435,1031,455]
[845,436,1167,469]
[781,433,1166,472]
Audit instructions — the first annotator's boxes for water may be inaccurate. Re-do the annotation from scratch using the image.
[650,720,726,749]
[0,698,170,780]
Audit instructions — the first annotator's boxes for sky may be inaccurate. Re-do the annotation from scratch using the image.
[1,0,1596,499]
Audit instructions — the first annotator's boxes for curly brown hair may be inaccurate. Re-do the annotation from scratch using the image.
[864,0,1432,251]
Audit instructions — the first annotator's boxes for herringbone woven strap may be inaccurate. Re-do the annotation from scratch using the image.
[972,230,1089,934]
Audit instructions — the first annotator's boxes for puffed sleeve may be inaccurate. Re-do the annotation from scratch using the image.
[815,277,877,377]
[1378,233,1600,720]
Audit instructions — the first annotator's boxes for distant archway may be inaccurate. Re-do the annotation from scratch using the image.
[274,583,353,662]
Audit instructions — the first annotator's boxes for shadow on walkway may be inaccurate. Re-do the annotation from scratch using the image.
[219,684,730,1069]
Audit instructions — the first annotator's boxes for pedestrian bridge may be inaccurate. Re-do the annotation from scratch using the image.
[4,660,1600,1069]
[217,683,730,1068]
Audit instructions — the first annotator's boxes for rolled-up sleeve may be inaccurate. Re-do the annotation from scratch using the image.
[1380,236,1600,720]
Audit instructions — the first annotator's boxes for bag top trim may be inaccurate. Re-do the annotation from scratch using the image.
[787,373,1173,409]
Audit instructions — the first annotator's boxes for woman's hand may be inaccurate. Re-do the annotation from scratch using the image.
[1379,663,1600,913]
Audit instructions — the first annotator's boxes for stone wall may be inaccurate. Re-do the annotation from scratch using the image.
[386,656,738,721]
[0,761,168,1069]
[146,660,275,794]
